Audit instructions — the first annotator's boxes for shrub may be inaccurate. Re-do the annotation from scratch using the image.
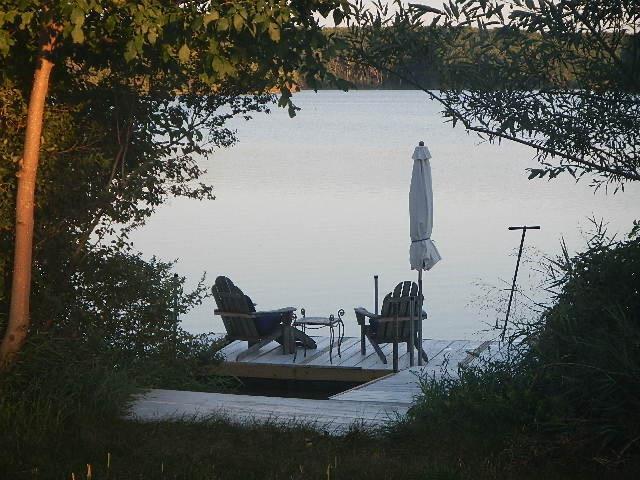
[405,224,640,461]
[533,229,640,453]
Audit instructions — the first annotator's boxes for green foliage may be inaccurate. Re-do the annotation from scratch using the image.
[0,0,351,116]
[0,78,273,337]
[0,334,134,474]
[1,76,230,388]
[5,377,633,479]
[406,227,640,462]
[0,330,227,476]
[407,357,541,439]
[49,250,206,356]
[347,0,640,187]
[533,227,640,453]
[0,82,221,360]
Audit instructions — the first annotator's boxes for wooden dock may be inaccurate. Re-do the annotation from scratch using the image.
[129,336,505,434]
[204,335,495,383]
[129,389,409,434]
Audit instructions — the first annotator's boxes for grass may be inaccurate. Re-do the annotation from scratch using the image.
[3,397,640,480]
[0,415,635,480]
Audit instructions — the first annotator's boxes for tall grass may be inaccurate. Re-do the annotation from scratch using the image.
[0,330,230,476]
[0,334,134,475]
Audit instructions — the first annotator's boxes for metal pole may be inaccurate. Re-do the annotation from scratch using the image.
[502,225,540,341]
[409,294,415,366]
[173,273,179,353]
[374,275,379,315]
[418,268,423,366]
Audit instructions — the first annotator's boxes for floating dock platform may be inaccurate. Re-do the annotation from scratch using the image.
[203,335,496,383]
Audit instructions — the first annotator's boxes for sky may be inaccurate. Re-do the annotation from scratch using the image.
[318,0,444,27]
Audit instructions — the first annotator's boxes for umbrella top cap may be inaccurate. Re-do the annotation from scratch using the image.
[412,143,432,161]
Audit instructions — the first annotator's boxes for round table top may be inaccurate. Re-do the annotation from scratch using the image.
[294,316,341,326]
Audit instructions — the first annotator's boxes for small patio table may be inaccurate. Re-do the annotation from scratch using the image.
[293,309,345,363]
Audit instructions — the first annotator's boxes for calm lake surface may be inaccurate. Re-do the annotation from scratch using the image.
[131,90,640,340]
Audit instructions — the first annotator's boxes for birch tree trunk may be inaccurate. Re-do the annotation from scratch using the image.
[0,38,55,368]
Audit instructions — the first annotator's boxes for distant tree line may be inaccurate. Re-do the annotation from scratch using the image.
[317,25,606,90]
[339,1,639,188]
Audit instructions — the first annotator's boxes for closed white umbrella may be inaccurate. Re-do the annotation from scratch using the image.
[410,141,441,271]
[409,141,441,365]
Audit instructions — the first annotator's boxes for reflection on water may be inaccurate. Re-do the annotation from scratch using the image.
[131,90,640,340]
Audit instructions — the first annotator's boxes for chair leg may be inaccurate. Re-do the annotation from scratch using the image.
[393,341,399,372]
[236,331,280,361]
[292,327,317,349]
[414,336,428,363]
[408,339,415,367]
[365,332,387,364]
[281,326,293,355]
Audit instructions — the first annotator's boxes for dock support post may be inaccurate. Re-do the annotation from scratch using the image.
[374,275,379,315]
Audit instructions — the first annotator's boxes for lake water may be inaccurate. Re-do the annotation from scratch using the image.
[131,90,640,340]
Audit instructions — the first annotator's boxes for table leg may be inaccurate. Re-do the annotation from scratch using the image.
[303,323,307,358]
[329,324,334,364]
[336,309,344,359]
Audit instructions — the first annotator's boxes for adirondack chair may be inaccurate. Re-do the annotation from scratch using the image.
[212,276,316,361]
[354,281,429,371]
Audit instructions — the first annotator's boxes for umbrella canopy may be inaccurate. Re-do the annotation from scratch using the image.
[409,143,442,271]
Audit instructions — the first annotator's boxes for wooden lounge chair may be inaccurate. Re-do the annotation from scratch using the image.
[212,276,317,361]
[354,281,429,371]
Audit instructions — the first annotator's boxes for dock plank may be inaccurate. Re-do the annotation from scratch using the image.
[331,339,497,405]
[303,337,359,366]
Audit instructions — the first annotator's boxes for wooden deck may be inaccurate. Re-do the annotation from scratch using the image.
[129,336,506,434]
[204,334,496,383]
[331,339,504,405]
[129,389,409,434]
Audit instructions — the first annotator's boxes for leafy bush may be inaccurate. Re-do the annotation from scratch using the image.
[0,248,229,474]
[0,308,227,475]
[533,229,640,453]
[405,225,640,462]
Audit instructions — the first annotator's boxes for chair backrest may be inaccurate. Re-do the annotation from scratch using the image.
[377,281,423,342]
[212,276,260,340]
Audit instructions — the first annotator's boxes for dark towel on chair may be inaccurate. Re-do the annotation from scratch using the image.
[254,312,282,336]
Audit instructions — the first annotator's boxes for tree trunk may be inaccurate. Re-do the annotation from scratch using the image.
[0,45,55,368]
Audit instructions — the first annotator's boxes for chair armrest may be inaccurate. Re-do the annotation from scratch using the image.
[214,310,253,318]
[354,307,378,325]
[354,307,377,317]
[254,307,297,315]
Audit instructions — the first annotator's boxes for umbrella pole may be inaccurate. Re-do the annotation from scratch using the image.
[418,268,423,366]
